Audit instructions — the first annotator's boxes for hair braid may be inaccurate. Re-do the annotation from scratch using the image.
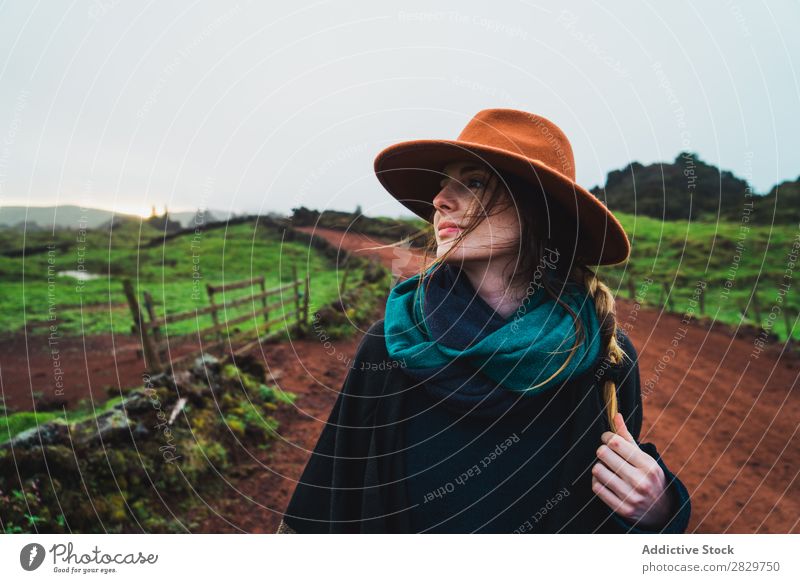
[571,264,626,433]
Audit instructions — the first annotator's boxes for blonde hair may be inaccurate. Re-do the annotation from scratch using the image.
[571,264,626,432]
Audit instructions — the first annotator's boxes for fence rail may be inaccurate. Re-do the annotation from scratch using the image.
[123,269,310,373]
[619,274,798,346]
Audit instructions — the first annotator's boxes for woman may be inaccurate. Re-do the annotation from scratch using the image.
[277,108,691,533]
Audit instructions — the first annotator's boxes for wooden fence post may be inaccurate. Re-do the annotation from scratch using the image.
[698,284,705,315]
[259,276,268,327]
[143,291,161,346]
[739,299,748,322]
[339,252,352,295]
[122,279,163,373]
[207,283,222,343]
[303,270,310,324]
[751,290,762,325]
[291,264,301,325]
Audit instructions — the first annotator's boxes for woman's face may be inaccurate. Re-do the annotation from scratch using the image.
[432,160,522,263]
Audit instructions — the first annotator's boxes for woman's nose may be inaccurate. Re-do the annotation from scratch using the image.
[432,185,458,213]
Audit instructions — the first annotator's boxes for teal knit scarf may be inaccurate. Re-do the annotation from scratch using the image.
[384,262,602,417]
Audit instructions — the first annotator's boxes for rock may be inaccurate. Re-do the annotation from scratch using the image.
[74,409,134,446]
[0,419,70,450]
[150,371,171,386]
[192,354,220,377]
[133,422,150,439]
[172,370,193,389]
[41,445,79,474]
[116,390,155,414]
[232,353,266,380]
[176,377,209,406]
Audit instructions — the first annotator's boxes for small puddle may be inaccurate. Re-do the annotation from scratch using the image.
[57,270,102,281]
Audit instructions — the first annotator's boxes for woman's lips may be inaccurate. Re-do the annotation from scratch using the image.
[438,227,461,237]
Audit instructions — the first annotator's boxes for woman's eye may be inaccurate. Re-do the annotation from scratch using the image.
[467,177,486,189]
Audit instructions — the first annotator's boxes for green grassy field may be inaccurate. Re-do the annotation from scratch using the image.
[0,219,358,338]
[596,212,800,341]
[0,211,797,343]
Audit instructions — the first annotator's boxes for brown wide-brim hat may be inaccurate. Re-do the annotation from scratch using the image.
[373,108,630,266]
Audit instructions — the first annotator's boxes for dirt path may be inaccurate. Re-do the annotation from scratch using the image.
[293,225,427,279]
[0,333,204,410]
[613,298,800,533]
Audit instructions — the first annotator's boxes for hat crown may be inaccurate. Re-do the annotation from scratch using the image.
[456,109,576,180]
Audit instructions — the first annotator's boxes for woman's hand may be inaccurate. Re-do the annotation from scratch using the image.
[591,412,674,529]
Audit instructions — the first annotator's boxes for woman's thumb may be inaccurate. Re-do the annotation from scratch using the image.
[615,413,636,443]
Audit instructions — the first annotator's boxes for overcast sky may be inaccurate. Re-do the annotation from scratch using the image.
[0,0,798,218]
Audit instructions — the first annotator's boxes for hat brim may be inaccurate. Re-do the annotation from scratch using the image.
[373,139,630,266]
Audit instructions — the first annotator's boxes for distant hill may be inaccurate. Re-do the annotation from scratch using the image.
[590,151,799,224]
[757,178,800,225]
[0,205,240,230]
[0,205,140,230]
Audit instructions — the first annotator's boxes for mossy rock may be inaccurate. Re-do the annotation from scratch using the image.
[221,364,262,392]
[225,417,246,438]
[74,409,134,446]
[41,445,80,474]
[1,418,70,450]
[179,437,229,477]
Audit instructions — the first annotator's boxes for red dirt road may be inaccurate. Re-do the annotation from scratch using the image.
[294,226,427,279]
[0,333,211,411]
[614,299,800,533]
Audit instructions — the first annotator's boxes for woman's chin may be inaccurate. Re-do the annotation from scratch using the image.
[436,247,472,263]
[436,242,456,259]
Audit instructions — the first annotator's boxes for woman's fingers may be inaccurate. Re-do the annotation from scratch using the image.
[600,430,651,472]
[591,475,631,517]
[592,460,634,503]
[593,416,672,525]
[596,440,667,510]
[597,435,657,491]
